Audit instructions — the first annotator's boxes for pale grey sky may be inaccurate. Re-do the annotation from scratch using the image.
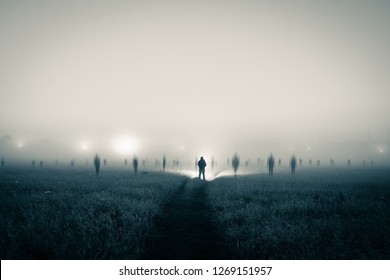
[1,0,389,155]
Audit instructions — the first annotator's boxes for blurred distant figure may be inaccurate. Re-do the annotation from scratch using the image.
[133,157,139,175]
[330,159,335,166]
[40,160,43,167]
[317,160,320,166]
[211,157,215,171]
[55,159,58,165]
[290,155,297,174]
[299,158,302,166]
[142,159,146,167]
[267,154,275,176]
[70,160,74,167]
[198,156,207,180]
[278,159,281,166]
[1,157,4,167]
[103,159,107,166]
[258,157,261,166]
[232,154,239,177]
[347,159,351,166]
[309,159,312,166]
[245,160,249,168]
[94,154,100,176]
[163,155,166,171]
[363,160,366,166]
[125,159,128,166]
[32,160,35,167]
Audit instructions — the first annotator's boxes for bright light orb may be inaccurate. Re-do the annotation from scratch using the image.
[112,136,139,155]
[17,143,23,148]
[81,143,89,150]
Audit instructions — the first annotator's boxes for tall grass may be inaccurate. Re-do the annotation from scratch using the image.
[208,168,390,259]
[0,166,186,259]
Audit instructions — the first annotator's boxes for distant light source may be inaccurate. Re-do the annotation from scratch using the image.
[81,143,89,151]
[17,143,23,148]
[112,136,139,155]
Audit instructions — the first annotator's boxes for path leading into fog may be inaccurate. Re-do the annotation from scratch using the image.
[142,178,231,259]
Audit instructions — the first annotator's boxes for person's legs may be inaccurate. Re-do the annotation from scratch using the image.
[198,169,201,179]
[202,170,205,180]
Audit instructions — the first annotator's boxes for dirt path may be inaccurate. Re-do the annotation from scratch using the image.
[142,179,231,259]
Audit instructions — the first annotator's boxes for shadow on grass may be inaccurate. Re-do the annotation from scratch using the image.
[142,179,234,259]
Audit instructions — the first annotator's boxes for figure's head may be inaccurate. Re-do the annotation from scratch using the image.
[200,156,204,160]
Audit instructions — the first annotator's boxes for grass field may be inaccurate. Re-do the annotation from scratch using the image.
[208,168,390,259]
[0,165,389,259]
[0,166,187,259]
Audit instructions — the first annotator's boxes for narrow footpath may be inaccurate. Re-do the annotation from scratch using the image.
[142,179,231,259]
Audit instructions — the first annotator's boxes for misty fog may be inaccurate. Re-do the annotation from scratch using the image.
[1,0,389,166]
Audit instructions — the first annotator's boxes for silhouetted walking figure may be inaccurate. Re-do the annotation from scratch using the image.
[103,159,107,166]
[267,154,275,176]
[198,156,207,180]
[94,154,100,176]
[290,155,297,174]
[133,157,139,175]
[232,154,239,177]
[163,155,166,171]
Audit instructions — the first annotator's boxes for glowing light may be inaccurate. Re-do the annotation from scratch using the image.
[112,136,139,155]
[81,143,89,150]
[17,143,23,148]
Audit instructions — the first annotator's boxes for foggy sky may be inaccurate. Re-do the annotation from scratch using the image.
[1,0,390,154]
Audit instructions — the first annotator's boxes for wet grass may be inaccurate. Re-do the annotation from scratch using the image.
[207,168,390,259]
[0,166,187,259]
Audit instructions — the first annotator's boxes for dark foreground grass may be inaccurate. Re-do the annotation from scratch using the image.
[208,168,390,259]
[0,166,187,259]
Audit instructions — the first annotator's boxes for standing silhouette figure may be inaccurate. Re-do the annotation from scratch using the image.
[267,153,275,176]
[133,157,139,175]
[290,155,297,174]
[162,155,166,171]
[94,154,100,176]
[232,154,239,177]
[198,156,207,180]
